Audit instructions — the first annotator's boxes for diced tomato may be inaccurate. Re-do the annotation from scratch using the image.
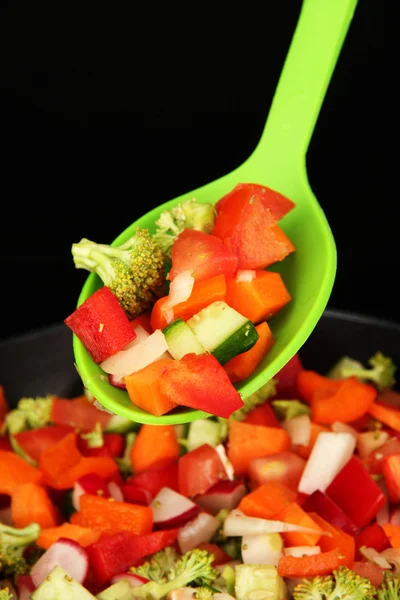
[212,185,295,269]
[126,462,179,499]
[14,425,75,463]
[326,456,385,529]
[215,183,295,221]
[248,451,306,492]
[244,403,282,428]
[351,562,386,587]
[159,353,243,418]
[51,395,111,432]
[382,454,400,503]
[355,523,391,559]
[178,444,227,497]
[168,229,238,282]
[197,542,232,566]
[121,484,152,505]
[274,354,304,398]
[78,433,125,459]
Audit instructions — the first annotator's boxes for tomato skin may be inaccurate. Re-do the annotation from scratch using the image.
[178,444,227,497]
[126,462,179,498]
[51,396,111,432]
[14,425,75,462]
[169,229,238,282]
[355,523,391,559]
[248,451,306,492]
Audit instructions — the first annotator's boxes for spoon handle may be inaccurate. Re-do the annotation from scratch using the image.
[252,0,358,175]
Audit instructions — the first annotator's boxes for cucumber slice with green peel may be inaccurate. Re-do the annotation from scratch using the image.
[187,301,259,365]
[163,318,206,360]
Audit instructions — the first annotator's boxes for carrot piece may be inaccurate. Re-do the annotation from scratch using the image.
[125,359,178,416]
[278,548,348,578]
[0,451,43,495]
[225,271,291,324]
[49,457,119,490]
[311,378,377,425]
[297,370,342,404]
[238,481,296,519]
[308,511,355,568]
[295,422,329,459]
[39,432,81,484]
[130,311,152,334]
[382,523,400,548]
[277,502,322,547]
[11,482,61,529]
[368,402,400,432]
[227,420,290,476]
[224,322,275,383]
[150,274,226,331]
[0,385,8,427]
[131,424,179,474]
[37,523,102,550]
[70,494,153,536]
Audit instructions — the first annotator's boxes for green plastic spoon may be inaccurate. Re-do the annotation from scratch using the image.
[73,0,358,424]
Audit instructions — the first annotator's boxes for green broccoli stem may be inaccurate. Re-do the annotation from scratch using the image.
[0,522,41,551]
[72,241,128,286]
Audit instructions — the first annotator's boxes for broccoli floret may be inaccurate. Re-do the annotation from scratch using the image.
[152,199,216,256]
[2,395,54,435]
[272,399,311,421]
[328,352,396,392]
[0,522,41,579]
[130,546,181,582]
[377,571,400,600]
[80,422,104,448]
[115,431,136,476]
[0,589,13,600]
[128,549,218,598]
[192,587,214,599]
[72,229,166,319]
[293,566,376,600]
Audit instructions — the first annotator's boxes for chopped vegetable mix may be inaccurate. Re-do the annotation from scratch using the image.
[0,346,399,598]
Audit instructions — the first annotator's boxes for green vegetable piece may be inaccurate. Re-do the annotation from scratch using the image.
[71,229,166,319]
[293,565,377,600]
[377,570,400,600]
[0,588,13,600]
[153,199,216,256]
[31,566,96,599]
[3,395,54,435]
[96,579,133,600]
[130,546,181,583]
[115,431,136,476]
[81,422,104,448]
[234,564,287,600]
[272,399,311,421]
[104,414,139,434]
[186,419,225,452]
[221,565,236,597]
[0,522,41,579]
[328,352,397,392]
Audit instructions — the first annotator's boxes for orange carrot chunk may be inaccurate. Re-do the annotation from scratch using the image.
[125,359,178,416]
[131,424,179,474]
[39,432,82,485]
[278,548,348,578]
[368,402,400,432]
[297,370,342,404]
[311,378,377,425]
[309,511,355,568]
[70,494,153,536]
[150,274,227,331]
[0,450,43,495]
[224,322,275,383]
[37,523,102,550]
[277,502,322,547]
[238,481,297,519]
[225,270,291,324]
[227,420,290,477]
[50,457,119,490]
[11,482,61,530]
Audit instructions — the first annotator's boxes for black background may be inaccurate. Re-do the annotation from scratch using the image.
[0,0,389,341]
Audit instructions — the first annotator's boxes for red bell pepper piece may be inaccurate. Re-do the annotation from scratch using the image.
[301,490,359,536]
[179,444,227,497]
[215,183,295,221]
[87,529,179,586]
[14,425,75,463]
[326,456,385,529]
[64,286,137,363]
[126,462,179,499]
[355,523,391,559]
[0,437,12,452]
[382,453,400,503]
[244,403,282,428]
[78,433,125,458]
[159,353,244,418]
[275,353,304,398]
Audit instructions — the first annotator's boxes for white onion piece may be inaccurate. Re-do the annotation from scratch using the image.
[356,430,389,459]
[100,330,168,376]
[236,270,256,282]
[162,270,195,324]
[284,546,321,557]
[283,415,311,446]
[298,432,356,495]
[331,421,358,438]
[178,512,220,553]
[223,510,331,538]
[241,533,283,566]
[380,548,400,572]
[126,325,150,348]
[215,444,235,480]
[359,546,392,569]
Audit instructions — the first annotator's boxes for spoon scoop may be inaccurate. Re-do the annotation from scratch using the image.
[73,0,358,424]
